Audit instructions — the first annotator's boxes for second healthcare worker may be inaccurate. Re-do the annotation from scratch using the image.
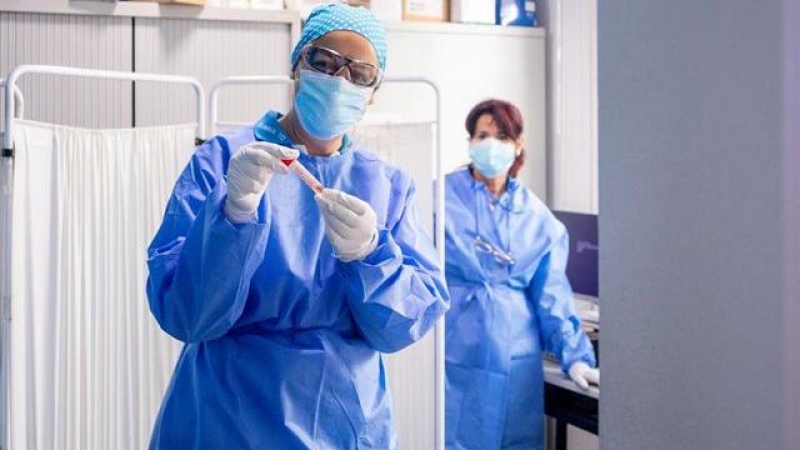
[146,4,449,449]
[445,99,598,449]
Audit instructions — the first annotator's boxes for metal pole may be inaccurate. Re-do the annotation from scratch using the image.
[429,79,446,450]
[0,80,24,122]
[0,76,19,450]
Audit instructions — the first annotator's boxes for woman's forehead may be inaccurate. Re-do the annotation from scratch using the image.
[476,114,499,130]
[315,31,378,65]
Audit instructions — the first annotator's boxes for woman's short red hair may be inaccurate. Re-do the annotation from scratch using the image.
[465,99,524,140]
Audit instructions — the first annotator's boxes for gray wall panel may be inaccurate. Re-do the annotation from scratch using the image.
[599,1,791,449]
[133,18,293,132]
[0,12,133,129]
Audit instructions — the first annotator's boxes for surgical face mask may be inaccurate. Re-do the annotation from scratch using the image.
[294,69,372,141]
[469,137,517,178]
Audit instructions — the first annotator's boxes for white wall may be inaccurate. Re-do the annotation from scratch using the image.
[539,0,598,214]
[373,23,548,199]
[537,2,599,449]
[599,1,800,449]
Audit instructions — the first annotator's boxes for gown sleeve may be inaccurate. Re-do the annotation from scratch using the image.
[341,181,450,353]
[146,137,271,343]
[529,221,597,372]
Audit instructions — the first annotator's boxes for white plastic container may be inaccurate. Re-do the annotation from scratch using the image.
[451,0,494,24]
[370,0,402,21]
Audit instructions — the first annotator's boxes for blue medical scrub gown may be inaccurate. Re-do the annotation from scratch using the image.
[444,168,596,450]
[146,111,449,449]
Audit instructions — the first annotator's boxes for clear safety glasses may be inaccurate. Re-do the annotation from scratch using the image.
[300,45,383,88]
[473,190,516,266]
[474,235,516,266]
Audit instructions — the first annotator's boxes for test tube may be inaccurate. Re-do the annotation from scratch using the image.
[284,159,325,195]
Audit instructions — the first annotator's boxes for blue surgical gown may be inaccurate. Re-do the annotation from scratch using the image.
[444,167,595,450]
[146,111,449,449]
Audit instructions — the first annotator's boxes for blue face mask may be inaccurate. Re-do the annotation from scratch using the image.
[469,137,517,178]
[294,69,372,141]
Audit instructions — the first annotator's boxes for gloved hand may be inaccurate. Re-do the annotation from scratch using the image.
[568,361,600,390]
[315,189,378,262]
[224,142,299,223]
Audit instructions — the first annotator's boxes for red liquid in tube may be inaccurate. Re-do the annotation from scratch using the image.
[283,158,324,194]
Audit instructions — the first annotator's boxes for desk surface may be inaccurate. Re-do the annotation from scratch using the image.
[543,359,599,400]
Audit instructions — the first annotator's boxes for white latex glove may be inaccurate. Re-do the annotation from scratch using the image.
[224,142,299,223]
[568,361,600,391]
[315,189,378,262]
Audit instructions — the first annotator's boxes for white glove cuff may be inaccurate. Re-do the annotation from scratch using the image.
[223,199,258,224]
[337,229,379,263]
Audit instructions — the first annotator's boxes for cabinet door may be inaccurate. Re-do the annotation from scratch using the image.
[133,18,293,133]
[0,12,133,129]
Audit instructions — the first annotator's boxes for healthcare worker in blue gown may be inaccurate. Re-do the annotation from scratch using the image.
[444,99,599,450]
[146,5,449,449]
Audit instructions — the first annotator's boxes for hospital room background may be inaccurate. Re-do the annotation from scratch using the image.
[1,0,798,449]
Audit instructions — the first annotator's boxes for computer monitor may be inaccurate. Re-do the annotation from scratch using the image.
[552,210,598,298]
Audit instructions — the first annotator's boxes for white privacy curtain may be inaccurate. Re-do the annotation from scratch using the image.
[8,120,195,450]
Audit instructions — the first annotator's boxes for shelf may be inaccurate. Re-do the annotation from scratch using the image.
[385,20,545,38]
[1,0,301,24]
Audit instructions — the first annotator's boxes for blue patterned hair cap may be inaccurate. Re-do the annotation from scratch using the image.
[290,3,387,70]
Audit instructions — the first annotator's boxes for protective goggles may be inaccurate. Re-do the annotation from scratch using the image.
[474,235,516,266]
[299,44,383,88]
